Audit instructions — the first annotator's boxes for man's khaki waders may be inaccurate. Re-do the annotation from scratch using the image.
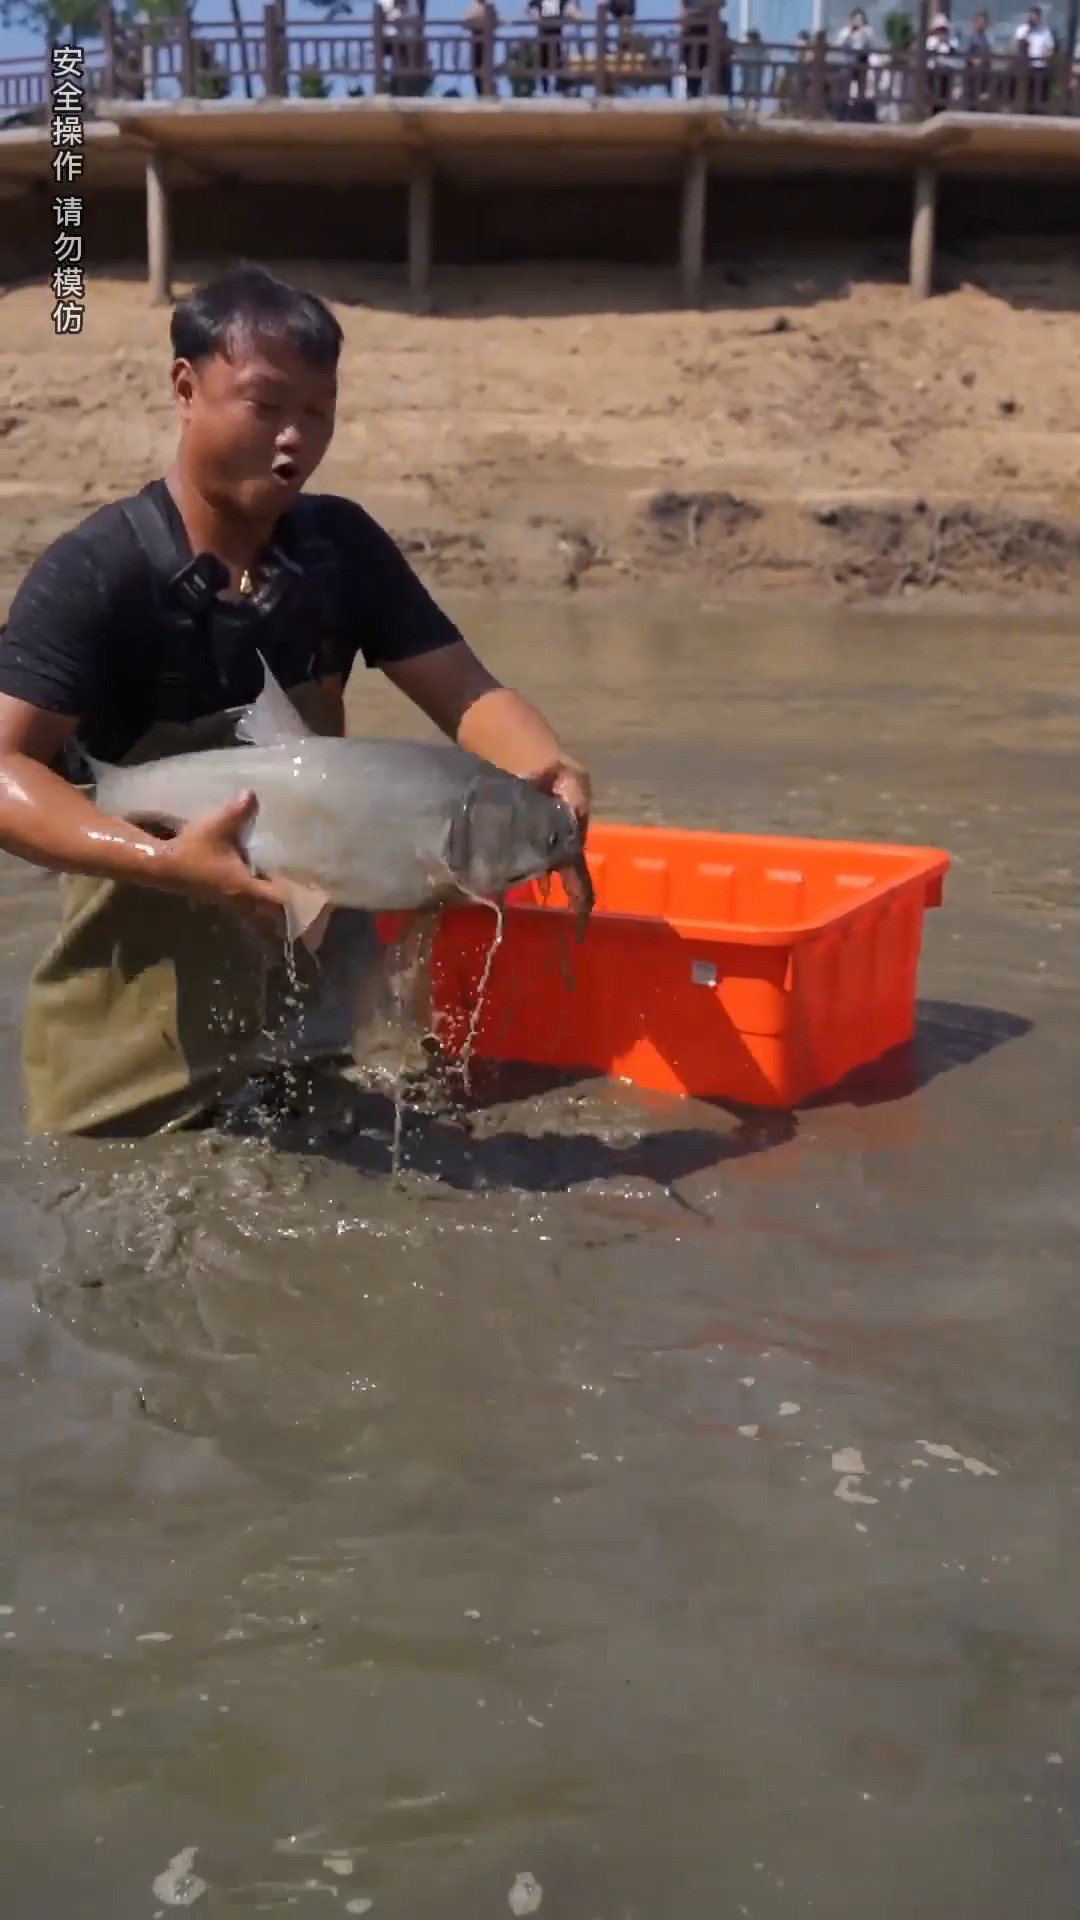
[22,683,376,1138]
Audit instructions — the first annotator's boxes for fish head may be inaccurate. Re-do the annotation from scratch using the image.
[446,773,586,905]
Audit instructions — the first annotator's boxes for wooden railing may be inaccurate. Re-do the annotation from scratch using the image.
[2,7,1079,119]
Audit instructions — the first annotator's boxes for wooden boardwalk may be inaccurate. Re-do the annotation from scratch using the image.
[2,9,1079,307]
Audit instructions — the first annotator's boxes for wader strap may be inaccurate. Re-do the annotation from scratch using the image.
[119,489,230,612]
[120,490,241,725]
[106,488,347,758]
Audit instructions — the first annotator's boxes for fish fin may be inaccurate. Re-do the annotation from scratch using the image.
[235,653,313,748]
[277,877,334,954]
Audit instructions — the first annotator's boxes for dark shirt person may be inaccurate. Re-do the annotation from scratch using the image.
[966,8,992,54]
[0,264,591,1138]
[965,8,993,103]
[527,0,583,91]
[462,0,499,95]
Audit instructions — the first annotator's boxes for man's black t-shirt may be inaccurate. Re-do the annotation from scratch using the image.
[0,480,463,762]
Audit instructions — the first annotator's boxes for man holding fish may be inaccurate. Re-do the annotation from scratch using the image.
[0,264,592,1136]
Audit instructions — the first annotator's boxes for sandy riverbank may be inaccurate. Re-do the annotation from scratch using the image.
[3,255,1080,602]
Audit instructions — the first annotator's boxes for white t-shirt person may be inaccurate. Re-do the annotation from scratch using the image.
[1014,8,1056,65]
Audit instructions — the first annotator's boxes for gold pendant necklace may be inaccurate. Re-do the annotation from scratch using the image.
[239,568,254,597]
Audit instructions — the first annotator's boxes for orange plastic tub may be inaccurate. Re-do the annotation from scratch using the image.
[379,824,950,1109]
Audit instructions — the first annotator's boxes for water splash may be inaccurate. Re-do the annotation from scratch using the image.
[346,895,505,1178]
[457,900,505,1098]
[349,912,440,1186]
[270,928,306,1125]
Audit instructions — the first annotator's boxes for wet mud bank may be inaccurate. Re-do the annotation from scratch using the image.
[7,492,1080,610]
[395,492,1080,603]
[6,261,1080,613]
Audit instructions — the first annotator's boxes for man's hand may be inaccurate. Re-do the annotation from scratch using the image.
[526,757,592,832]
[526,758,594,935]
[154,791,286,935]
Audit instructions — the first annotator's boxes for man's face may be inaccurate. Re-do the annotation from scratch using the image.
[172,330,338,522]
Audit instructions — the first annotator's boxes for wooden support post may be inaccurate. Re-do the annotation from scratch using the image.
[1058,0,1079,108]
[407,153,433,304]
[909,164,936,301]
[679,143,707,309]
[145,148,172,306]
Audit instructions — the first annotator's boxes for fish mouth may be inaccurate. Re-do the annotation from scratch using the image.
[506,844,576,889]
[271,453,298,484]
[515,843,594,941]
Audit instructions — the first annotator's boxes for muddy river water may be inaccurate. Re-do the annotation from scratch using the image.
[0,597,1076,1917]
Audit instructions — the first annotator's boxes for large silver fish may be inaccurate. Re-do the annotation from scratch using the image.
[89,659,594,947]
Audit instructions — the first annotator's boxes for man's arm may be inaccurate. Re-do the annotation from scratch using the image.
[382,641,591,822]
[0,694,289,919]
[0,534,290,919]
[330,497,591,823]
[0,696,169,882]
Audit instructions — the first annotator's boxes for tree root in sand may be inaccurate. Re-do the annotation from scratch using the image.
[390,495,1080,600]
[647,490,764,551]
[631,492,1080,601]
[810,500,1080,598]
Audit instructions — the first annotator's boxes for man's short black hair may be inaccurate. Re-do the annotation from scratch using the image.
[170,263,343,370]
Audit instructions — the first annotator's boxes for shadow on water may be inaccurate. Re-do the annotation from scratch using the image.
[220,1076,796,1195]
[801,998,1034,1114]
[214,996,1029,1194]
